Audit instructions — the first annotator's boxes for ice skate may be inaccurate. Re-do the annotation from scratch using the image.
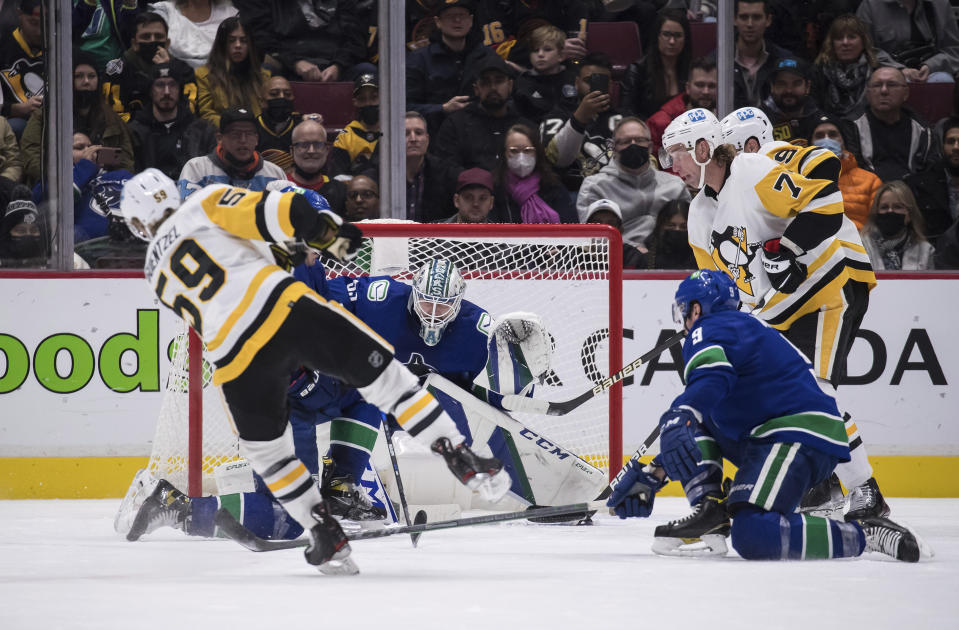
[652,492,730,557]
[798,473,845,518]
[114,468,160,536]
[845,477,891,522]
[320,461,387,523]
[858,516,922,563]
[305,502,359,575]
[126,478,192,541]
[431,437,510,502]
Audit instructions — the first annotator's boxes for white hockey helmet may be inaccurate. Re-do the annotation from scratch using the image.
[120,168,181,241]
[658,107,722,169]
[721,107,773,154]
[409,257,466,346]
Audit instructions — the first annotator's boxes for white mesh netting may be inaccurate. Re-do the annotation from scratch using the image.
[147,224,621,496]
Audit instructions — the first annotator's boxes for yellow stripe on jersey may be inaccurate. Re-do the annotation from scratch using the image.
[765,145,838,183]
[816,302,843,381]
[212,281,312,385]
[200,187,265,240]
[396,392,433,427]
[691,243,717,271]
[754,165,834,218]
[267,462,310,494]
[206,265,281,352]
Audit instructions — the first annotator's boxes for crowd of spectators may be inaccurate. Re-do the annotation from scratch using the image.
[0,0,957,271]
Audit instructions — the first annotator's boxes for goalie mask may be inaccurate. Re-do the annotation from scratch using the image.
[409,258,466,346]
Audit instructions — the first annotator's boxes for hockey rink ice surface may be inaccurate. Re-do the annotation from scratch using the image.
[1,497,956,629]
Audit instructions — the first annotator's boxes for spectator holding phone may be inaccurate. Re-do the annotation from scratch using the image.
[621,9,692,119]
[21,52,134,185]
[543,53,620,194]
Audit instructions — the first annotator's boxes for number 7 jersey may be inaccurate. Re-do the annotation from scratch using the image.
[144,184,314,385]
[687,152,875,330]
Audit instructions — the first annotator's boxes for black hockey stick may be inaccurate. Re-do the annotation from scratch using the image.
[381,416,421,547]
[214,500,607,552]
[498,330,687,416]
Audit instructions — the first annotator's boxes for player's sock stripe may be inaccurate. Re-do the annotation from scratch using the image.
[266,462,309,493]
[396,392,432,426]
[274,478,315,502]
[406,405,442,437]
[848,436,863,450]
[262,456,298,478]
[213,276,297,370]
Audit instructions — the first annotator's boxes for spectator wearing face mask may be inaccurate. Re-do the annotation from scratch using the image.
[860,180,934,270]
[256,75,299,170]
[328,73,381,180]
[0,190,47,267]
[642,199,695,270]
[577,117,690,248]
[809,114,882,230]
[491,123,576,224]
[21,52,134,185]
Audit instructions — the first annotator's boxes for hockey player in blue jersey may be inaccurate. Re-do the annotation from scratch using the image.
[606,270,924,562]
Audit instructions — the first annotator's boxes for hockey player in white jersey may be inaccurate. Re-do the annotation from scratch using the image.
[117,169,509,574]
[651,109,882,550]
[720,107,889,520]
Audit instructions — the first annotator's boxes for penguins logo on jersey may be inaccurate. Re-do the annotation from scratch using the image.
[709,225,758,296]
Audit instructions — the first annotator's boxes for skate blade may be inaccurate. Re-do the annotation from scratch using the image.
[317,548,360,576]
[651,534,728,558]
[114,469,157,536]
[338,518,389,533]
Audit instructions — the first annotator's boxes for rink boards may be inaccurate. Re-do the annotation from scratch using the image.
[0,272,956,498]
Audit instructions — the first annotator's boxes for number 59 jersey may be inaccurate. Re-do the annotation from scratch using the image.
[143,184,312,385]
[688,153,874,329]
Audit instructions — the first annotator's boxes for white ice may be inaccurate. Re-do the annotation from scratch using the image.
[1,498,957,630]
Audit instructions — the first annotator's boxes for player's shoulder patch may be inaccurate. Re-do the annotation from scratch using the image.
[366,278,390,301]
[476,311,492,336]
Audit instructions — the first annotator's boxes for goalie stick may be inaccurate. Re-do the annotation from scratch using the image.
[498,330,687,416]
[214,501,607,552]
[381,417,420,547]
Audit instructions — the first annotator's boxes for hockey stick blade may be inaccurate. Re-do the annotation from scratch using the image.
[500,330,686,416]
[410,510,428,547]
[215,501,607,552]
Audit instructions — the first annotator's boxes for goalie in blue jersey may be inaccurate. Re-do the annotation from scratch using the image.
[606,270,926,562]
[117,256,554,541]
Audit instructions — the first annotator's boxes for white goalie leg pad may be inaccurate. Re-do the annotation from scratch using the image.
[358,359,464,446]
[426,374,608,507]
[239,424,323,529]
[488,311,553,392]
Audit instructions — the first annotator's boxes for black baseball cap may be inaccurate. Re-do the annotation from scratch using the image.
[353,73,378,95]
[437,0,475,15]
[772,57,810,81]
[219,107,257,132]
[473,55,514,81]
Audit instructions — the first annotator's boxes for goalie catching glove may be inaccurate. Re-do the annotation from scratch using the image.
[488,312,553,394]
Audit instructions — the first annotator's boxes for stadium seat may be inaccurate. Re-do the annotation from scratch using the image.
[290,81,355,132]
[905,81,955,125]
[610,80,621,109]
[586,21,641,80]
[690,21,717,59]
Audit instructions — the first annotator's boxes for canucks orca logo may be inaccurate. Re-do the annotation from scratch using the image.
[688,109,707,122]
[709,226,759,296]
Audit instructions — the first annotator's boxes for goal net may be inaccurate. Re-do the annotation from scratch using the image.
[147,223,623,497]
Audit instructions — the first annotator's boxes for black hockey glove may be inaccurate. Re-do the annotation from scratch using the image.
[306,220,363,262]
[269,243,306,272]
[761,238,807,294]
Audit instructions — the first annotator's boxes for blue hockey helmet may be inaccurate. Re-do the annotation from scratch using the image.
[672,269,739,325]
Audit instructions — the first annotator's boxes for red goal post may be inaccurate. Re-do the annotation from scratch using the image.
[160,223,623,496]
